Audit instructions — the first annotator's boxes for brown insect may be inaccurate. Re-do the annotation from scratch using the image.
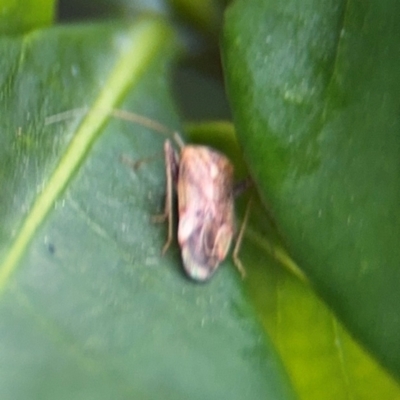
[46,109,249,281]
[159,138,240,280]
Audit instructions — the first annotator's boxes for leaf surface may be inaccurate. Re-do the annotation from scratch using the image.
[0,0,55,34]
[223,0,400,382]
[0,18,294,400]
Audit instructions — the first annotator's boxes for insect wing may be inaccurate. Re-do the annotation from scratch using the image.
[177,146,235,281]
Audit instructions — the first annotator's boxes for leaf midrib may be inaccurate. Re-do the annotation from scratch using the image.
[0,19,173,293]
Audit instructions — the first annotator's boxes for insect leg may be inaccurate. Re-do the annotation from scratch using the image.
[152,140,179,255]
[232,177,253,198]
[232,198,253,278]
[120,151,164,172]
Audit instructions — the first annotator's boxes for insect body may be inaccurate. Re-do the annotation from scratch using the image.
[161,140,236,281]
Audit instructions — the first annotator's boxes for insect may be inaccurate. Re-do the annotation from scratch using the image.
[159,137,239,281]
[46,108,250,281]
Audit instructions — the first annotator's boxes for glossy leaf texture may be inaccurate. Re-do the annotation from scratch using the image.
[223,0,400,381]
[0,18,294,400]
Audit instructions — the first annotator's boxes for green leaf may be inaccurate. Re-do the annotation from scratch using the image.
[0,0,55,35]
[223,0,400,383]
[0,18,295,399]
[186,122,400,400]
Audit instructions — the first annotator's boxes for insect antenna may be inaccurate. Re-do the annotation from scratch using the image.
[45,107,185,149]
